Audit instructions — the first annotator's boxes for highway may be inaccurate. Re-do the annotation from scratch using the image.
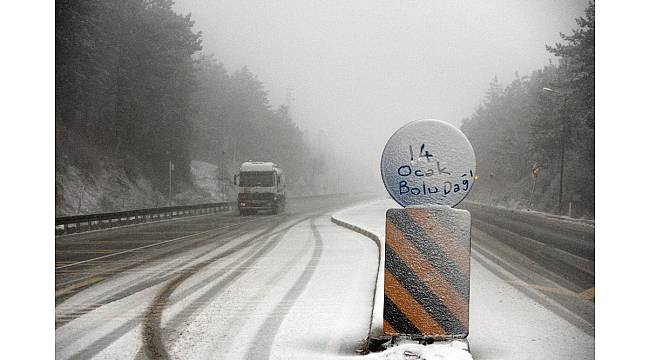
[56,195,378,359]
[55,196,594,359]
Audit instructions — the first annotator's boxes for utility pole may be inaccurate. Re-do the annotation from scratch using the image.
[232,139,237,165]
[529,165,540,209]
[285,87,294,119]
[222,150,227,199]
[168,160,173,206]
[77,184,85,214]
[488,173,494,205]
[558,118,567,213]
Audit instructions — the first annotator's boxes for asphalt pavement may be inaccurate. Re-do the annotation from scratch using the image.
[56,196,595,359]
[55,195,377,359]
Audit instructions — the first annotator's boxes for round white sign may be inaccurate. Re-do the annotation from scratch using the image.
[381,119,476,207]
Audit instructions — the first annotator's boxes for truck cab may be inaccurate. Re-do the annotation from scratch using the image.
[234,161,286,215]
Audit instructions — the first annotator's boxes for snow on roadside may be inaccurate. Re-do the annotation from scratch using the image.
[365,341,472,360]
[465,200,594,226]
[331,199,474,360]
[55,160,231,216]
[190,160,234,202]
[332,198,394,339]
[55,163,167,216]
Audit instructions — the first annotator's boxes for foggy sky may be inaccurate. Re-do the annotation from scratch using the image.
[173,0,588,189]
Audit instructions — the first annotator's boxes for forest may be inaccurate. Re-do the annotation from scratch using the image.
[56,0,314,212]
[56,0,595,218]
[461,2,594,218]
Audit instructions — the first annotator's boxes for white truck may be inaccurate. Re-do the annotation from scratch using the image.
[233,161,286,215]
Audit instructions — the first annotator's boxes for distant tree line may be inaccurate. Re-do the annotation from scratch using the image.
[190,57,310,187]
[56,0,311,194]
[461,2,594,217]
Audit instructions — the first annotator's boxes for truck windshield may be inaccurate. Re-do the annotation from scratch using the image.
[239,172,274,187]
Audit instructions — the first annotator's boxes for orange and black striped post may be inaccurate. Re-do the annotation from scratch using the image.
[383,206,471,339]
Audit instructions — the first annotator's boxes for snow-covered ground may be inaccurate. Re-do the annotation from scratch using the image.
[190,159,236,202]
[464,200,595,226]
[55,160,231,216]
[56,211,379,359]
[331,199,594,360]
[55,197,593,359]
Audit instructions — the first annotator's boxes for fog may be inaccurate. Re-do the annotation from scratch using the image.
[173,0,588,191]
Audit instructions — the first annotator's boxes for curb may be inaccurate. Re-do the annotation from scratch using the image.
[330,213,387,348]
[330,216,381,247]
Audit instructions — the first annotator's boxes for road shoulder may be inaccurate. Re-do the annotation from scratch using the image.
[331,199,594,360]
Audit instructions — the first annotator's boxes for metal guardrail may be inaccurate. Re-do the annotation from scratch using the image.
[56,202,235,235]
[460,201,594,260]
[55,193,353,236]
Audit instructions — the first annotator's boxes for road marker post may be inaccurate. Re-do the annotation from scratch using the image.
[380,119,476,340]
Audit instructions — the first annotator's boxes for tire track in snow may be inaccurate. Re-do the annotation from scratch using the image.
[55,221,262,328]
[140,216,312,360]
[157,217,308,332]
[201,229,315,357]
[62,218,286,360]
[55,215,273,308]
[247,217,324,360]
[56,229,256,352]
[55,227,256,350]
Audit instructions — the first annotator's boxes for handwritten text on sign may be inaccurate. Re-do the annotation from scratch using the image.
[395,144,474,198]
[380,119,476,207]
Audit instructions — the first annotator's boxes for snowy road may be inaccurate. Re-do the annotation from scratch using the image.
[55,196,377,359]
[56,195,594,359]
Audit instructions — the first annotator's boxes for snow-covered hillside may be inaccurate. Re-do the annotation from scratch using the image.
[55,160,234,216]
